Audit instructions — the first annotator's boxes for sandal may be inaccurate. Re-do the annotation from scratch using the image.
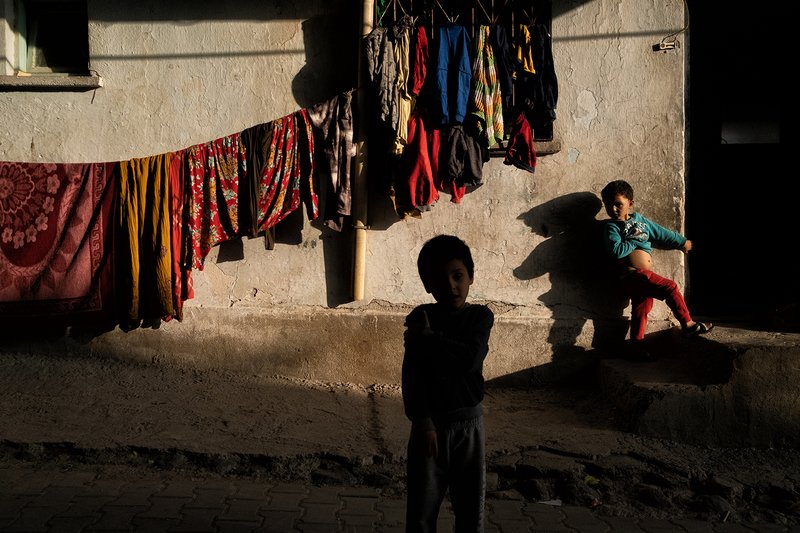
[682,321,714,338]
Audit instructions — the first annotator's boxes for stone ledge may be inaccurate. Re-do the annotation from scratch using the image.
[599,327,800,448]
[0,75,103,90]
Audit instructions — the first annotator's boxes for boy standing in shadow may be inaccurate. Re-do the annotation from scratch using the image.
[403,235,495,532]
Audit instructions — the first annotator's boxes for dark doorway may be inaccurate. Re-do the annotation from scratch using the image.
[685,1,791,320]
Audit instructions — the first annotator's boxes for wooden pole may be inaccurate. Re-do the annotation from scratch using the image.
[352,0,374,301]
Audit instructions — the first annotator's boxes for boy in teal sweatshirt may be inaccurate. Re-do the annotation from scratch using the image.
[601,180,712,360]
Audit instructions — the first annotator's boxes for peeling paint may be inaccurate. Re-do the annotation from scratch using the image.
[568,147,580,163]
[631,124,646,146]
[573,90,598,131]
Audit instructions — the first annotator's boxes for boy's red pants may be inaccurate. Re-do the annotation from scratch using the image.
[622,269,692,348]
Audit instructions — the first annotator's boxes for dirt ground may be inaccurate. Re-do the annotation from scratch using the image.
[0,350,798,526]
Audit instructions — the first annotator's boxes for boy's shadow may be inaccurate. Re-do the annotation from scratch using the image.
[513,192,628,383]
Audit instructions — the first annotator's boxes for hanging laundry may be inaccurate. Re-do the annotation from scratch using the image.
[469,24,504,149]
[400,108,439,214]
[167,150,193,321]
[528,23,558,132]
[435,22,472,125]
[491,25,515,127]
[427,124,453,202]
[186,133,246,270]
[410,26,429,97]
[118,154,175,326]
[504,110,537,173]
[443,125,487,203]
[392,16,414,153]
[241,120,277,246]
[514,24,537,79]
[366,26,399,128]
[253,111,318,237]
[308,92,354,232]
[0,161,117,326]
[387,152,419,220]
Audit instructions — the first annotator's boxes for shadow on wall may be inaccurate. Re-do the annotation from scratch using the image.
[292,12,359,109]
[512,192,629,385]
[211,6,360,308]
[292,8,359,307]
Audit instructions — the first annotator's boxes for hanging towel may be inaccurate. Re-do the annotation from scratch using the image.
[186,133,245,270]
[469,25,504,148]
[308,93,354,232]
[118,154,175,325]
[0,161,117,326]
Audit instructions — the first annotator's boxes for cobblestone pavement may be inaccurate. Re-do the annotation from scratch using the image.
[2,464,798,533]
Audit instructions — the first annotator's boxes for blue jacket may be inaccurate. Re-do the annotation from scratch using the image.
[435,23,471,125]
[604,212,686,259]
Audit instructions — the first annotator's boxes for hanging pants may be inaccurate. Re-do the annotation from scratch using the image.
[622,269,692,348]
[406,417,485,533]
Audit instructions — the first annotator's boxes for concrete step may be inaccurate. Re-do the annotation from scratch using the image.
[598,325,800,449]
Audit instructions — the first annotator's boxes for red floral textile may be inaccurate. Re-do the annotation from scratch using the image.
[0,161,116,324]
[186,133,246,270]
[168,151,193,320]
[257,110,318,232]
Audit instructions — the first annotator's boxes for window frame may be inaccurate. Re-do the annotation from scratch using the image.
[0,0,100,89]
[17,0,90,75]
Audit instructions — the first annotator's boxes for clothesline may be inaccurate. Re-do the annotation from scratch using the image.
[0,92,355,328]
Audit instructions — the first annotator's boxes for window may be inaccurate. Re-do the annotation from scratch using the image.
[17,0,89,75]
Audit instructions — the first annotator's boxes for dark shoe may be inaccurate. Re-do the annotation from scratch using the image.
[682,322,714,338]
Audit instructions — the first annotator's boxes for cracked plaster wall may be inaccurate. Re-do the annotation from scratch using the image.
[0,0,688,383]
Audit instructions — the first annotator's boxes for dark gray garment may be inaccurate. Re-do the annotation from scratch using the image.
[365,27,398,127]
[307,92,355,232]
[405,417,486,533]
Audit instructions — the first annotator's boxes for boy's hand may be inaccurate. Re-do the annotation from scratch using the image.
[403,311,430,347]
[680,240,693,254]
[412,429,438,459]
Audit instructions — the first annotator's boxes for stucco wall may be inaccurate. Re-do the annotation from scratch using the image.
[0,0,688,385]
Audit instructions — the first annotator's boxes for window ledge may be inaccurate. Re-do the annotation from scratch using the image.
[0,75,103,91]
[488,139,562,158]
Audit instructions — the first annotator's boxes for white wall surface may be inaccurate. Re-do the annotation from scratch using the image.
[0,0,689,383]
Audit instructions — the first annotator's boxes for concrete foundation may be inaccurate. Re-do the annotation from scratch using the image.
[599,327,800,449]
[1,304,633,388]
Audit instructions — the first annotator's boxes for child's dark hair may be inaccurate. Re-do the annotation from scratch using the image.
[417,235,475,281]
[601,180,634,202]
